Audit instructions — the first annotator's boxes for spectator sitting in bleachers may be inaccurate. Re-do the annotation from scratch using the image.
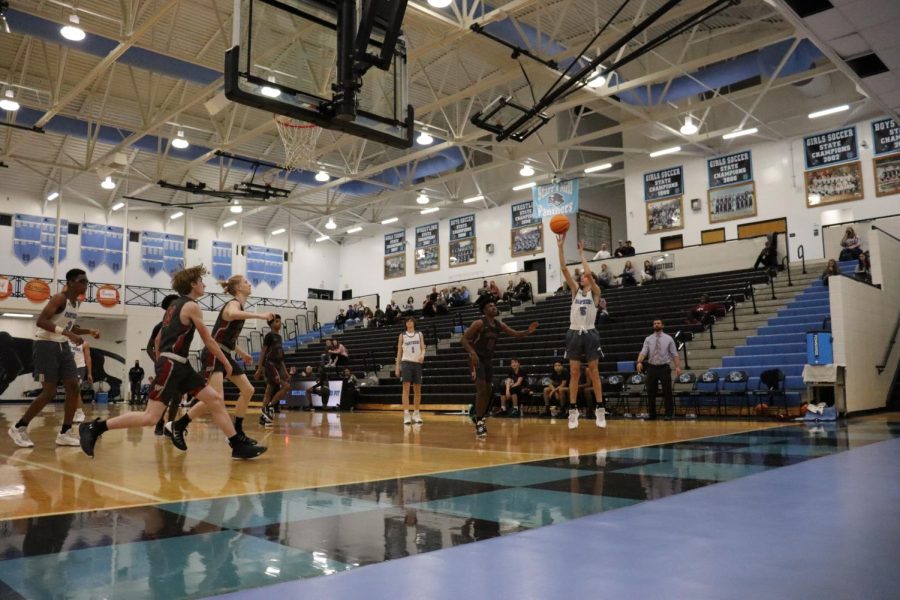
[422,287,438,317]
[502,279,516,303]
[640,259,656,284]
[489,280,501,301]
[688,293,726,326]
[854,252,871,284]
[596,297,609,325]
[335,308,348,330]
[514,277,532,302]
[839,226,863,261]
[542,361,569,417]
[556,268,582,295]
[435,290,450,315]
[595,263,614,289]
[753,239,777,271]
[373,306,386,327]
[361,305,374,327]
[497,359,527,417]
[592,242,611,260]
[385,300,400,324]
[620,260,638,286]
[821,259,840,287]
[300,365,315,379]
[327,338,350,366]
[403,296,415,315]
[455,286,471,306]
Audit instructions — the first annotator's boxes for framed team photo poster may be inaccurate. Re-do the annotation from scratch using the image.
[414,245,440,273]
[384,254,405,279]
[707,181,757,224]
[645,196,683,233]
[449,238,477,267]
[873,153,900,197]
[510,224,543,257]
[804,161,864,207]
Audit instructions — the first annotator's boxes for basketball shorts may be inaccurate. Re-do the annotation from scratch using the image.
[149,356,205,403]
[33,340,78,383]
[400,361,423,384]
[473,355,493,384]
[201,349,245,379]
[265,362,288,386]
[565,329,601,363]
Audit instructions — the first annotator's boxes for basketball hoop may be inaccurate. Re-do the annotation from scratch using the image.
[273,114,322,171]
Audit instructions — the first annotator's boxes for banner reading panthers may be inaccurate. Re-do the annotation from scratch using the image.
[531,179,579,219]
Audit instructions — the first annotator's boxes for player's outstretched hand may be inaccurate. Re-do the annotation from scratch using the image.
[556,231,566,245]
[527,321,539,334]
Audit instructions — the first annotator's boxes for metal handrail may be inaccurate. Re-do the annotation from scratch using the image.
[876,313,900,374]
[724,294,738,331]
[745,281,759,315]
[782,256,792,286]
[797,244,806,274]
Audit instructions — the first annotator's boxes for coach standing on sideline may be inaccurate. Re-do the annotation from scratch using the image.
[636,319,681,420]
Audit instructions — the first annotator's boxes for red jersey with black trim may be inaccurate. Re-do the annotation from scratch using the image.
[210,299,245,350]
[157,296,197,358]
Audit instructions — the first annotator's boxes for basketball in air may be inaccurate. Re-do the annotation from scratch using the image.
[24,279,51,303]
[549,215,570,235]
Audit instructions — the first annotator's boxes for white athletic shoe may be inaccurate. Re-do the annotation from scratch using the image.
[8,425,34,448]
[412,410,423,424]
[595,407,607,429]
[568,407,579,430]
[73,408,86,423]
[403,410,412,425]
[55,430,80,447]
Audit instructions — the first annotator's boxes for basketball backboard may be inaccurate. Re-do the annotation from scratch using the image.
[225,0,413,150]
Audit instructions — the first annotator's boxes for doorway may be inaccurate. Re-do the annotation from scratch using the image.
[523,258,546,294]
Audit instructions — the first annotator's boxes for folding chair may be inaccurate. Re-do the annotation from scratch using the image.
[690,370,720,416]
[719,370,750,415]
[673,372,697,418]
[751,368,786,415]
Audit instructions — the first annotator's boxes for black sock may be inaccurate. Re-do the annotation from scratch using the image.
[175,414,192,428]
[60,423,71,434]
[228,433,240,445]
[96,420,109,434]
[15,419,27,429]
[234,416,244,433]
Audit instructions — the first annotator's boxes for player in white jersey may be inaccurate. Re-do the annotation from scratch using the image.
[395,318,426,425]
[557,233,606,430]
[8,269,100,448]
[69,338,92,423]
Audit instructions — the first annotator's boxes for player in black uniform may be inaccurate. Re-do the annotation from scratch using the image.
[461,301,538,438]
[78,266,266,460]
[254,314,294,426]
[146,294,181,436]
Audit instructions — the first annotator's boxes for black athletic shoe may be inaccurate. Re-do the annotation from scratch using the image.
[154,421,165,436]
[231,439,267,460]
[475,420,487,438]
[78,419,103,458]
[237,432,258,446]
[165,421,188,451]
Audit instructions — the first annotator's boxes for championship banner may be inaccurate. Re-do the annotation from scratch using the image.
[511,200,539,228]
[707,151,753,188]
[415,223,439,248]
[532,178,579,219]
[804,126,858,169]
[643,166,684,201]
[384,231,405,255]
[449,215,475,241]
[13,214,68,266]
[872,118,900,156]
[211,240,232,281]
[414,223,439,273]
[246,245,283,288]
[81,223,125,273]
[140,232,183,277]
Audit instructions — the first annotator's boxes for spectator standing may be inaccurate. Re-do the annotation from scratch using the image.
[613,240,626,258]
[128,360,145,403]
[340,368,359,411]
[622,241,636,256]
[592,243,611,260]
[636,319,682,420]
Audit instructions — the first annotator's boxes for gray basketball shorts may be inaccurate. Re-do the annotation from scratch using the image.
[33,340,78,383]
[400,361,423,384]
[565,329,601,363]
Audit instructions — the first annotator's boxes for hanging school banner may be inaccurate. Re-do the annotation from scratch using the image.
[414,223,439,273]
[872,118,900,156]
[211,240,232,281]
[804,126,858,169]
[81,223,125,273]
[13,214,68,266]
[415,223,439,248]
[140,232,184,277]
[707,151,753,189]
[449,215,475,241]
[384,231,405,255]
[246,245,283,289]
[643,166,684,201]
[532,178,579,218]
[511,200,538,228]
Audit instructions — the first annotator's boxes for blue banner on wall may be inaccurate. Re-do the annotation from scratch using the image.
[643,166,684,201]
[511,200,538,228]
[872,118,900,156]
[141,231,184,277]
[707,151,753,189]
[449,214,475,241]
[384,231,406,255]
[803,126,858,169]
[212,240,233,281]
[246,245,283,289]
[13,214,68,266]
[532,179,579,219]
[81,223,125,273]
[415,223,439,248]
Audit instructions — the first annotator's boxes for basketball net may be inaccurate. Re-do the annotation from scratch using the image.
[273,114,322,172]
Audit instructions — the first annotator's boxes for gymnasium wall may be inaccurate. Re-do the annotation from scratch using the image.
[622,117,899,261]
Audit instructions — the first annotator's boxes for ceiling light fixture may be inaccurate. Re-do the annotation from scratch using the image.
[649,146,681,158]
[316,234,330,242]
[679,116,698,135]
[2,313,33,318]
[325,218,336,230]
[416,131,433,145]
[111,201,125,211]
[519,164,535,177]
[586,69,606,88]
[346,226,363,234]
[416,193,430,205]
[230,201,243,214]
[222,219,238,228]
[271,228,286,236]
[421,207,439,215]
[722,127,759,140]
[169,211,184,220]
[315,169,330,182]
[46,191,59,201]
[0,89,19,111]
[584,163,612,173]
[808,104,849,119]
[60,15,85,41]
[427,0,452,8]
[171,130,189,149]
[462,195,484,203]
[100,176,116,190]
[381,217,399,225]
[512,181,536,191]
[260,76,281,98]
